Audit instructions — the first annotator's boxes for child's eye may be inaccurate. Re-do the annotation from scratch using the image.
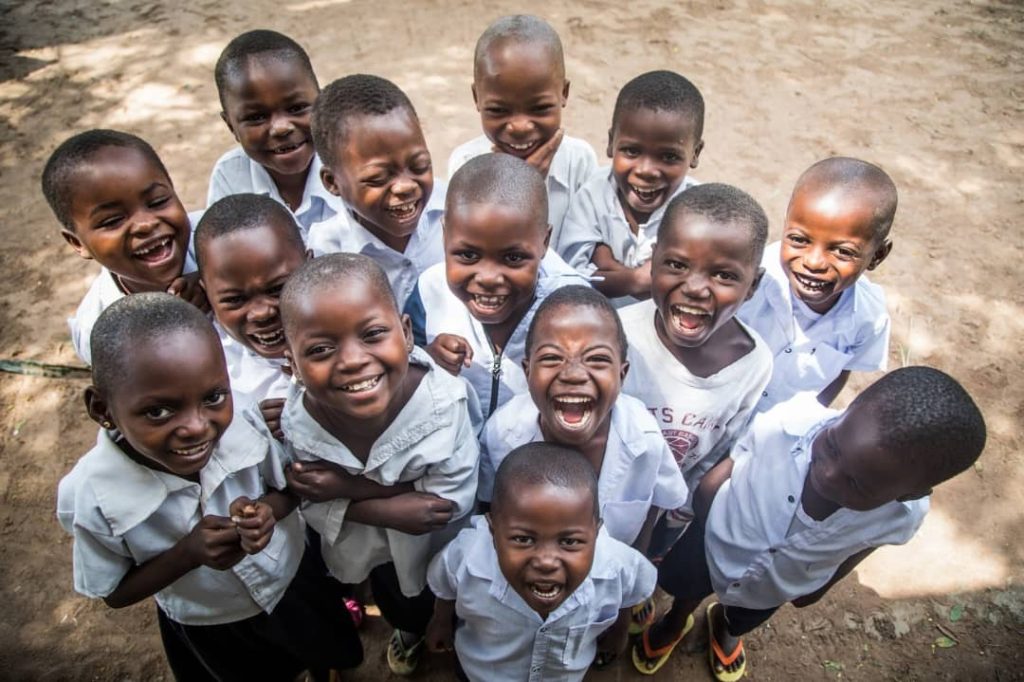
[242,112,268,124]
[203,390,229,408]
[532,104,554,114]
[559,537,584,548]
[287,103,311,115]
[537,353,563,365]
[219,294,246,307]
[306,343,334,358]
[144,406,173,420]
[362,175,390,188]
[586,353,613,365]
[363,326,390,341]
[267,284,285,297]
[410,162,432,176]
[786,233,809,245]
[504,252,528,265]
[148,196,171,209]
[835,247,858,259]
[453,250,479,263]
[714,271,739,282]
[664,259,686,271]
[484,106,508,116]
[96,215,125,229]
[510,535,534,546]
[618,146,640,158]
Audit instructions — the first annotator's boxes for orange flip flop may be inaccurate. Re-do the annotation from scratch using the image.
[706,602,746,681]
[630,612,694,676]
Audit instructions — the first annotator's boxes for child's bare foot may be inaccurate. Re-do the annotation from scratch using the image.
[707,602,746,680]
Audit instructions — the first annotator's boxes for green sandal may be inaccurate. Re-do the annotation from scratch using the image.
[386,629,424,676]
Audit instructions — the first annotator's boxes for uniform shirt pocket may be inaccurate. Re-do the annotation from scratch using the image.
[562,612,619,666]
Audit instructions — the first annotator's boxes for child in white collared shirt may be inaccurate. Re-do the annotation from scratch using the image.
[306,75,446,310]
[427,443,656,681]
[738,157,897,413]
[448,15,597,249]
[209,30,340,239]
[635,368,986,679]
[277,254,479,675]
[559,71,704,306]
[57,293,361,681]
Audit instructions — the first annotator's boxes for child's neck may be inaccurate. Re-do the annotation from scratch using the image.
[303,364,426,461]
[481,296,536,354]
[116,437,201,483]
[268,165,309,213]
[539,414,611,475]
[355,213,412,254]
[615,190,648,236]
[656,317,754,378]
[799,473,840,521]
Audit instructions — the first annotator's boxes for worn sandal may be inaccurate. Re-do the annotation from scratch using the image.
[629,597,657,635]
[631,613,694,675]
[386,629,424,676]
[707,602,746,682]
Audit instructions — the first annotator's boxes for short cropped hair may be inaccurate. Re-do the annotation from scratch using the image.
[214,30,317,109]
[91,293,218,394]
[446,153,548,232]
[195,193,305,273]
[852,366,986,486]
[280,253,397,338]
[492,442,599,521]
[659,183,769,266]
[526,285,627,362]
[311,74,418,170]
[41,129,169,232]
[794,157,899,243]
[474,15,565,81]
[611,70,705,141]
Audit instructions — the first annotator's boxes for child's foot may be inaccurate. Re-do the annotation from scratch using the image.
[628,597,657,634]
[386,629,424,676]
[707,602,746,681]
[631,613,694,675]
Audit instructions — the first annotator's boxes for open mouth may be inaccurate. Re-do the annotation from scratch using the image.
[552,395,594,431]
[271,140,307,156]
[339,374,383,393]
[669,303,711,336]
[501,139,539,156]
[248,327,285,350]
[470,293,508,312]
[386,200,420,223]
[132,236,175,264]
[792,271,834,295]
[529,582,564,602]
[630,184,665,205]
[169,440,213,462]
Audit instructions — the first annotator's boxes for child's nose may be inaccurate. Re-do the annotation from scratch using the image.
[558,358,588,382]
[802,246,828,271]
[247,298,276,322]
[391,175,418,197]
[269,113,295,137]
[633,156,658,179]
[507,115,534,137]
[681,272,711,297]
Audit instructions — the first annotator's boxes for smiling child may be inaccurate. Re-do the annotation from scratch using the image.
[635,367,985,680]
[275,253,479,674]
[448,15,597,250]
[407,153,583,417]
[57,293,361,681]
[209,30,339,237]
[306,74,445,309]
[561,70,704,304]
[41,129,205,364]
[426,442,656,681]
[196,193,307,419]
[739,157,896,412]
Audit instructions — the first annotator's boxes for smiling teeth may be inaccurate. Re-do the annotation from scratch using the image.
[530,584,562,599]
[506,141,534,151]
[340,375,382,392]
[671,304,710,316]
[273,142,303,154]
[472,294,507,308]
[134,237,170,256]
[171,442,209,457]
[631,185,661,200]
[795,273,829,292]
[251,329,285,346]
[388,202,417,218]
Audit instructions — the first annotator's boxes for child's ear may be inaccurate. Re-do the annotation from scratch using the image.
[745,266,766,302]
[84,386,113,429]
[542,224,552,250]
[521,357,531,377]
[561,79,570,106]
[605,128,614,159]
[471,83,479,110]
[690,139,705,169]
[867,238,892,271]
[320,166,344,198]
[219,110,238,141]
[400,313,414,353]
[283,348,298,381]
[619,358,630,383]
[304,248,314,261]
[61,229,92,260]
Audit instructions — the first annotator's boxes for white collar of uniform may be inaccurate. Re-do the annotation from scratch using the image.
[608,395,655,460]
[249,153,333,216]
[281,347,457,469]
[545,139,574,191]
[342,179,446,255]
[88,416,269,536]
[782,398,840,441]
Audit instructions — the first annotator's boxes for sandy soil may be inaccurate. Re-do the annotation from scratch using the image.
[0,0,1021,679]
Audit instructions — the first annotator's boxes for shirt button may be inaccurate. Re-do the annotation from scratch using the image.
[784,347,793,353]
[769,548,777,553]
[732,582,741,588]
[762,391,769,397]
[787,495,795,503]
[532,666,541,672]
[539,627,547,633]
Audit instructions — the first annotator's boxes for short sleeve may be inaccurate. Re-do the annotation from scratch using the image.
[559,183,602,272]
[846,306,890,372]
[206,160,232,207]
[649,435,689,512]
[415,400,479,519]
[426,531,468,600]
[619,545,658,608]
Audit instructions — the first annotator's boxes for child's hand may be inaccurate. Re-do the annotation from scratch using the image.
[425,603,455,653]
[258,398,286,441]
[286,461,353,503]
[182,514,245,570]
[167,272,210,313]
[381,492,455,535]
[524,128,564,179]
[425,333,473,376]
[229,496,276,555]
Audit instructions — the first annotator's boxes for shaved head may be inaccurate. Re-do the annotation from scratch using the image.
[474,15,565,81]
[793,157,898,243]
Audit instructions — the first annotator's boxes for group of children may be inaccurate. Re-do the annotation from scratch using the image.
[49,15,987,682]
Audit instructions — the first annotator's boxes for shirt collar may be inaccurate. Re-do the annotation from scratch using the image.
[249,154,333,217]
[88,416,269,535]
[340,181,446,256]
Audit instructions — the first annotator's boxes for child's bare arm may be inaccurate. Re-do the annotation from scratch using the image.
[346,492,455,535]
[694,457,735,524]
[258,398,286,441]
[631,506,661,556]
[590,244,651,299]
[791,547,875,608]
[103,515,244,609]
[425,598,456,652]
[285,461,414,503]
[817,370,851,407]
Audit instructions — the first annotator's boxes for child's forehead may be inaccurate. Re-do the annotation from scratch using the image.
[446,199,546,237]
[477,37,562,75]
[223,53,316,96]
[612,106,698,141]
[68,147,171,206]
[536,303,618,340]
[204,219,304,260]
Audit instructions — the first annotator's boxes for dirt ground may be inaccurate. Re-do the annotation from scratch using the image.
[0,0,1021,679]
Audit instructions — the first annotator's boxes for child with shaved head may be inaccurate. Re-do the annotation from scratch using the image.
[739,157,898,412]
[448,15,597,250]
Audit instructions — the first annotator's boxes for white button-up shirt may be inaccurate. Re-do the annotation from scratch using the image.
[278,349,479,597]
[428,516,656,682]
[56,415,304,626]
[411,264,583,417]
[447,135,598,251]
[206,148,341,240]
[306,180,447,310]
[738,241,890,413]
[706,398,929,610]
[477,393,688,544]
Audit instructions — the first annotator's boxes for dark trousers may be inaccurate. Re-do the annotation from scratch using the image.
[658,514,777,637]
[369,561,435,636]
[158,549,363,682]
